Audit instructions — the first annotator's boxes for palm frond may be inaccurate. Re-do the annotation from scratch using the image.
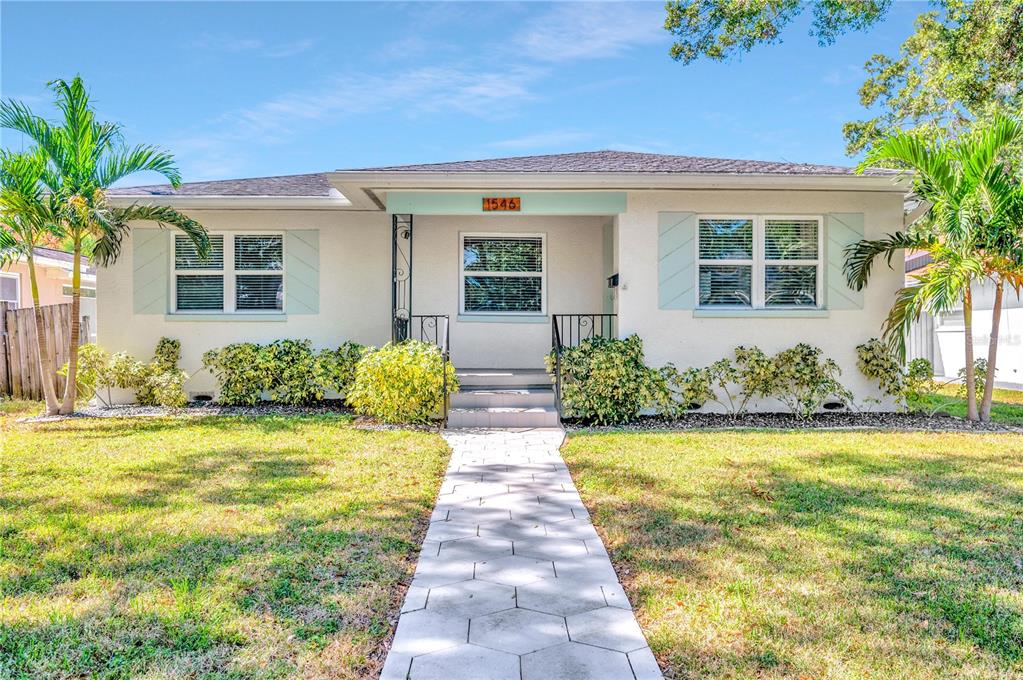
[861,132,958,200]
[0,227,27,267]
[98,144,181,188]
[94,203,208,267]
[843,231,934,291]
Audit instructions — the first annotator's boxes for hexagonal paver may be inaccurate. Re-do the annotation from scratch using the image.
[479,492,542,510]
[400,585,429,613]
[410,554,475,589]
[567,606,649,652]
[389,609,468,657]
[478,519,546,541]
[544,518,600,541]
[629,646,664,680]
[438,536,513,561]
[469,607,568,654]
[424,519,478,542]
[445,506,512,523]
[516,578,608,616]
[475,555,554,586]
[426,579,516,618]
[550,554,621,585]
[409,643,519,680]
[514,536,588,560]
[521,641,634,680]
[512,505,575,523]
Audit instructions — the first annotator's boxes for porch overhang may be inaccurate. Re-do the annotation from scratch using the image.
[384,191,627,215]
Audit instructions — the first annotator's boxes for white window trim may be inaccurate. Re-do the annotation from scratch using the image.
[171,232,286,314]
[0,271,20,306]
[459,232,547,316]
[695,214,823,310]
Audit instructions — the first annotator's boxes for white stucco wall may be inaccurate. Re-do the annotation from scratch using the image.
[98,209,393,397]
[100,187,906,407]
[412,214,609,368]
[617,190,906,409]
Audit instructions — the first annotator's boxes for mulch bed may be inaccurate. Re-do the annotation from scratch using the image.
[565,411,1023,433]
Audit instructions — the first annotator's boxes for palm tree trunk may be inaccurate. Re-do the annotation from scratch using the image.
[963,286,979,421]
[980,279,1004,422]
[27,252,60,415]
[59,238,82,414]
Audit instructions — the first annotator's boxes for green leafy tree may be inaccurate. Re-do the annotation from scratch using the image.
[0,77,209,414]
[844,116,1023,421]
[0,149,64,414]
[664,0,1023,156]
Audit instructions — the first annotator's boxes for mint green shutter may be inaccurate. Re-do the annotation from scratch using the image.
[133,228,168,314]
[285,230,319,314]
[825,213,865,310]
[658,212,697,310]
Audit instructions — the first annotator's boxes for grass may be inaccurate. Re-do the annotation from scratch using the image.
[910,384,1023,426]
[562,429,1023,678]
[0,401,450,679]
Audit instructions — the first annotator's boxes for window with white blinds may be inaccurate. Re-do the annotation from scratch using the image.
[173,234,284,313]
[697,216,822,309]
[461,234,545,314]
[0,273,19,307]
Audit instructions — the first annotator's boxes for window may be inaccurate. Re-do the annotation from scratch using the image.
[173,234,284,313]
[461,234,545,314]
[697,216,822,309]
[63,285,96,298]
[0,272,19,307]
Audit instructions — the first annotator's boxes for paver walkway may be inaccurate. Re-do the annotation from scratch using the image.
[381,428,662,680]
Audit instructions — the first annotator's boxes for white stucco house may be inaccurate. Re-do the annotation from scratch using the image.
[103,150,909,425]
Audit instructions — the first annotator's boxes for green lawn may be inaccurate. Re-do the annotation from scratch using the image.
[911,385,1023,426]
[563,430,1023,679]
[0,402,449,679]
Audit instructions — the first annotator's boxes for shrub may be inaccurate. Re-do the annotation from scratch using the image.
[66,338,188,408]
[347,341,458,423]
[314,341,368,396]
[261,339,320,405]
[547,334,668,425]
[60,343,110,404]
[663,364,714,413]
[770,343,850,419]
[202,343,265,406]
[857,339,904,398]
[957,358,988,399]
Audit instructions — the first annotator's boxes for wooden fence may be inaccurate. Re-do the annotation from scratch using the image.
[0,302,91,400]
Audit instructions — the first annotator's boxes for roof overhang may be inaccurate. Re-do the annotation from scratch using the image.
[106,193,352,210]
[328,170,912,212]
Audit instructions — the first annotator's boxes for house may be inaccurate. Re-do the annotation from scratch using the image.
[905,252,1023,388]
[2,246,98,341]
[103,150,909,423]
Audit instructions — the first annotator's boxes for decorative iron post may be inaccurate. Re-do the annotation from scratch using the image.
[391,214,413,342]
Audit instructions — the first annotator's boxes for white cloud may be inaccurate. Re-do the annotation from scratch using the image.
[513,2,665,62]
[489,130,594,150]
[186,32,316,58]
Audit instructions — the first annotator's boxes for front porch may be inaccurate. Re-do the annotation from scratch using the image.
[385,191,623,427]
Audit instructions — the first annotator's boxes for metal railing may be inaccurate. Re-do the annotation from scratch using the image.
[551,313,617,420]
[410,314,451,427]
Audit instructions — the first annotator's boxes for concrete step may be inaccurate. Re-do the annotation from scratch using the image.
[447,406,560,429]
[450,387,555,409]
[456,368,551,388]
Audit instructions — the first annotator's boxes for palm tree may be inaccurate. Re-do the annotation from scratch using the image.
[0,149,65,414]
[0,77,209,414]
[844,115,1023,421]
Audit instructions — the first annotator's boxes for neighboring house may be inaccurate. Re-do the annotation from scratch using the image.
[1,246,98,340]
[103,150,908,416]
[906,253,1023,388]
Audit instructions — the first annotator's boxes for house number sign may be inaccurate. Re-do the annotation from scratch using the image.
[482,196,521,211]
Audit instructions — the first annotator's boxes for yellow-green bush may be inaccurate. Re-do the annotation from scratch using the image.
[347,341,458,424]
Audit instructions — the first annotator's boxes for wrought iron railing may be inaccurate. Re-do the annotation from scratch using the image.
[410,314,451,427]
[551,313,617,420]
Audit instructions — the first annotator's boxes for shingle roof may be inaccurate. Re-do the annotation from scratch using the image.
[110,150,890,198]
[109,172,333,197]
[30,247,96,274]
[347,150,879,176]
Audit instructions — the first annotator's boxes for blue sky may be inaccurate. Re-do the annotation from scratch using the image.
[1,1,921,185]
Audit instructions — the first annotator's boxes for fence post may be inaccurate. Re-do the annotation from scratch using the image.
[0,302,9,397]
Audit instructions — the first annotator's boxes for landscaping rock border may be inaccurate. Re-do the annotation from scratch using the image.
[565,411,1023,433]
